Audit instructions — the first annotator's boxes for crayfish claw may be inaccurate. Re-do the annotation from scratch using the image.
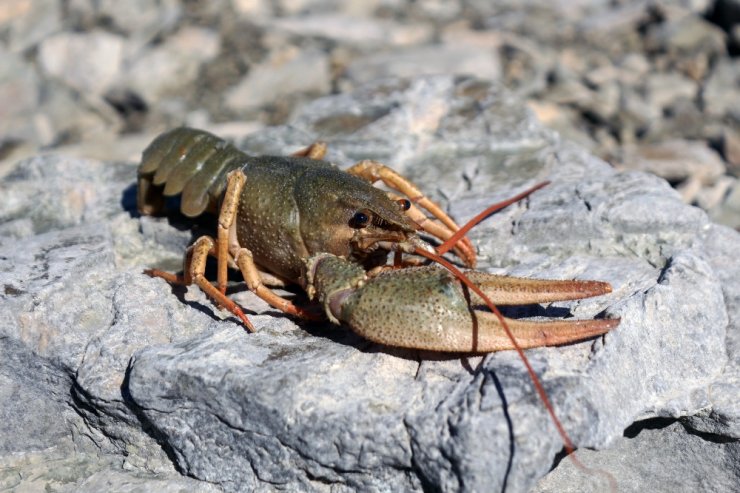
[307,256,618,353]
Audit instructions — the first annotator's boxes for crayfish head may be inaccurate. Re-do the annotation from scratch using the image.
[342,196,426,268]
[296,170,426,269]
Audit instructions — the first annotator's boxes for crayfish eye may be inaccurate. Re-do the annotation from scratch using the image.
[397,198,411,211]
[350,210,371,228]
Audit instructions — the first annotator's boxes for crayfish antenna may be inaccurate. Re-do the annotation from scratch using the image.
[413,247,617,492]
[436,181,550,256]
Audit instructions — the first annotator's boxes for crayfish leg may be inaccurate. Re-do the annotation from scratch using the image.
[219,170,321,322]
[232,247,322,321]
[346,159,477,267]
[145,234,254,332]
[291,141,328,160]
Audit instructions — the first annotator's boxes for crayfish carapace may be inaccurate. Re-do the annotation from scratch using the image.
[137,127,619,352]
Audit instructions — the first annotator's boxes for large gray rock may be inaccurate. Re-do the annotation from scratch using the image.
[0,76,737,492]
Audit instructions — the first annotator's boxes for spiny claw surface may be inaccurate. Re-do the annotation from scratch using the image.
[308,255,618,353]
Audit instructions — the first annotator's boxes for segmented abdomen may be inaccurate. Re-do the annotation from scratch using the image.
[137,127,247,217]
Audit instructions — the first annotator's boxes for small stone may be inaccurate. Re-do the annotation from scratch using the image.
[643,98,705,142]
[584,64,619,88]
[620,139,726,186]
[232,0,274,18]
[269,13,433,47]
[702,58,740,121]
[695,174,735,211]
[123,27,220,102]
[530,99,598,151]
[224,47,331,112]
[578,1,647,51]
[617,53,651,85]
[720,127,740,175]
[645,72,697,111]
[64,0,181,38]
[0,0,61,52]
[617,88,663,139]
[0,48,40,142]
[345,43,501,89]
[709,178,740,229]
[38,30,125,95]
[645,14,727,57]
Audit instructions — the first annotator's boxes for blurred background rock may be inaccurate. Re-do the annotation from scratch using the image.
[2,2,739,492]
[1,0,738,225]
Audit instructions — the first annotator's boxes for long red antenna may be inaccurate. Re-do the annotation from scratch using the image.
[436,181,550,256]
[413,249,617,492]
[414,248,575,449]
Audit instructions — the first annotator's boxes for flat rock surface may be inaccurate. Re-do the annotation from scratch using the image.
[1,76,738,492]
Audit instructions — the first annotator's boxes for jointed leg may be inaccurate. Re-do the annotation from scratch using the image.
[292,141,328,160]
[347,160,476,267]
[148,169,320,331]
[386,191,477,267]
[166,234,255,331]
[232,247,320,320]
[217,170,246,296]
[220,170,320,320]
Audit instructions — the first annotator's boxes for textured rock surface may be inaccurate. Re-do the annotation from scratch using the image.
[1,76,738,492]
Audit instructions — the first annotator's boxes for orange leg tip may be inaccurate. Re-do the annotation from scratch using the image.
[234,308,255,333]
[144,268,184,285]
[602,317,620,329]
[295,306,324,321]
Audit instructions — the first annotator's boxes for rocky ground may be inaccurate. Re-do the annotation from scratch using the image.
[1,1,739,492]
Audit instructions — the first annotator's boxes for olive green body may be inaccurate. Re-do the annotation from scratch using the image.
[137,127,415,284]
[138,127,619,353]
[233,155,406,281]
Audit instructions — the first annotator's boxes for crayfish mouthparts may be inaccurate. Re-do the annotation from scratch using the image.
[376,236,437,256]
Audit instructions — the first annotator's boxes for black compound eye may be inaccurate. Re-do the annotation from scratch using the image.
[350,210,370,228]
[397,198,411,211]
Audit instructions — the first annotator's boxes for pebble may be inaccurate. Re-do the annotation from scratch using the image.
[710,178,740,228]
[123,27,220,102]
[0,0,60,52]
[344,43,501,87]
[38,30,125,95]
[269,13,433,46]
[721,127,740,175]
[224,46,331,112]
[620,140,726,187]
[0,49,40,141]
[702,58,740,121]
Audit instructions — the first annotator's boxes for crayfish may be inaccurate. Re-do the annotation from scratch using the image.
[138,127,621,472]
[137,127,618,353]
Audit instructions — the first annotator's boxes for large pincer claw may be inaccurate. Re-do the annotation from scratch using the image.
[305,254,619,353]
